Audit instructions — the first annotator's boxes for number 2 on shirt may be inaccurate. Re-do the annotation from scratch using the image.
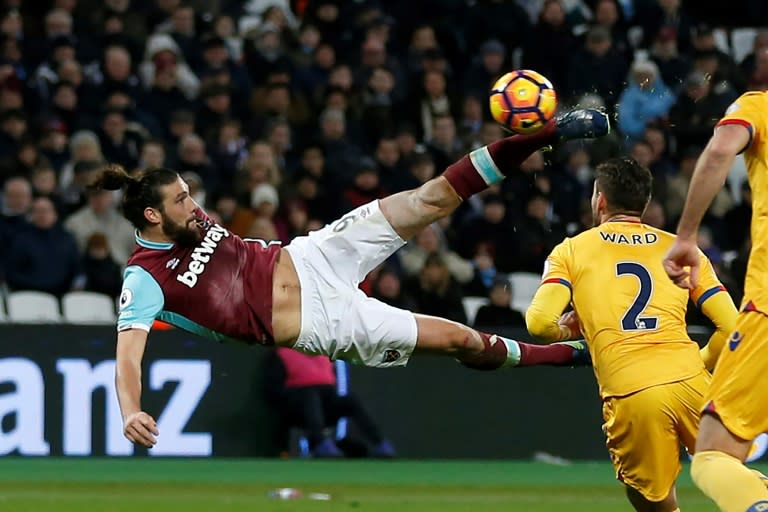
[616,262,659,331]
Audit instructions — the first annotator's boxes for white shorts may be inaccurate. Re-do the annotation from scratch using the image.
[284,200,418,367]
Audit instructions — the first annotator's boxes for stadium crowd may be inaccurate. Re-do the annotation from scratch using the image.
[0,0,764,324]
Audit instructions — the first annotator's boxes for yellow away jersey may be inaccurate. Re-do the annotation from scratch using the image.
[718,91,768,312]
[544,221,726,398]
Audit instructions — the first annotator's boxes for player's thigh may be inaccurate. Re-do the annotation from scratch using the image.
[334,291,418,367]
[306,200,406,286]
[670,371,710,455]
[705,311,768,442]
[603,386,682,502]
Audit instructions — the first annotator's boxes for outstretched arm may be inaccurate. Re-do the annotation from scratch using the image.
[116,328,159,448]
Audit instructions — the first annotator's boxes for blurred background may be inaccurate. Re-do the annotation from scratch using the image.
[0,0,765,464]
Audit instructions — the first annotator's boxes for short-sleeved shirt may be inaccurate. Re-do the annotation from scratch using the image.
[544,220,726,398]
[117,209,282,345]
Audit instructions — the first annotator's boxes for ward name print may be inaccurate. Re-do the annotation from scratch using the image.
[176,224,230,288]
[599,231,658,245]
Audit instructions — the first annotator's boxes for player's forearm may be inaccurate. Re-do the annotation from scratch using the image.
[699,291,738,371]
[526,285,572,343]
[115,360,143,420]
[677,150,732,239]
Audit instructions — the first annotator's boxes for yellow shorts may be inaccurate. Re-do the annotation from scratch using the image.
[602,371,710,502]
[705,309,768,441]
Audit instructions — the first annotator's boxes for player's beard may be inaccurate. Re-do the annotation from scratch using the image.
[161,213,202,248]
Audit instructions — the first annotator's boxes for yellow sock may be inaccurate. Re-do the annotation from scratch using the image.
[692,450,768,512]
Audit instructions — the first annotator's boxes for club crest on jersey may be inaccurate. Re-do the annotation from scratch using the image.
[176,224,230,288]
[119,288,133,309]
[383,349,401,363]
[729,331,743,351]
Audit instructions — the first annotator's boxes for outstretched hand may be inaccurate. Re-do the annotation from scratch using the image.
[558,310,581,339]
[663,238,700,290]
[123,411,159,448]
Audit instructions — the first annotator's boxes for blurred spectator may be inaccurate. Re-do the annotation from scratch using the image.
[464,38,507,98]
[88,0,147,49]
[64,187,135,265]
[669,71,732,150]
[405,252,467,323]
[550,147,589,226]
[266,347,395,458]
[81,232,122,298]
[473,275,526,328]
[635,0,694,53]
[617,59,675,144]
[99,108,142,170]
[29,164,61,208]
[39,118,70,172]
[690,24,745,93]
[592,0,631,62]
[0,175,31,277]
[0,107,27,162]
[373,136,409,194]
[740,30,768,81]
[650,26,690,93]
[412,69,458,142]
[60,159,101,216]
[136,139,166,170]
[0,137,49,181]
[666,146,732,225]
[523,0,574,92]
[59,130,103,189]
[456,193,518,272]
[566,25,628,106]
[371,266,412,310]
[341,157,386,211]
[5,196,81,296]
[515,193,565,274]
[746,48,768,91]
[140,33,198,112]
[399,223,473,284]
[724,180,752,251]
[318,107,362,187]
[464,0,531,57]
[642,199,667,230]
[176,133,216,193]
[426,114,464,173]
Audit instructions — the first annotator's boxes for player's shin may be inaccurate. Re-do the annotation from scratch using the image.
[691,450,768,511]
[458,332,521,370]
[517,339,591,367]
[441,125,556,200]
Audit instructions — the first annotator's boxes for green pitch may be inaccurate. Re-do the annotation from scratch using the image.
[0,459,727,511]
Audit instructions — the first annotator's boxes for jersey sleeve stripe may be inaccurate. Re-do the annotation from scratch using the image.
[696,285,727,308]
[117,323,151,332]
[541,277,572,290]
[716,118,753,152]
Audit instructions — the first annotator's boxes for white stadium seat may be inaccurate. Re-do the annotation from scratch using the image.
[508,272,543,314]
[732,27,758,64]
[713,28,731,55]
[462,296,489,326]
[62,291,117,324]
[7,291,62,323]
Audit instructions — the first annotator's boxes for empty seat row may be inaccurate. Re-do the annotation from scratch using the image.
[0,291,117,324]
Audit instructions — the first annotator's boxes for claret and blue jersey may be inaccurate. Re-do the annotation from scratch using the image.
[117,209,282,345]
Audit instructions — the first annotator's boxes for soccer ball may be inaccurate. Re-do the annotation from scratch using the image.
[489,70,558,135]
